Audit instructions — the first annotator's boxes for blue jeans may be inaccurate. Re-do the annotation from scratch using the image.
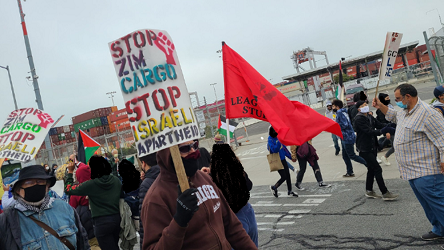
[409,174,444,236]
[341,141,367,175]
[235,202,258,247]
[287,161,295,172]
[332,134,340,152]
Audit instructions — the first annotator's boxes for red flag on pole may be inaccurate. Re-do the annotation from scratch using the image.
[222,43,342,146]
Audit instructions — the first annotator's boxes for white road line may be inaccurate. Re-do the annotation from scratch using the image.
[239,156,266,160]
[257,201,274,204]
[264,214,282,218]
[288,209,311,214]
[303,198,326,204]
[250,192,332,197]
[251,204,281,207]
[283,215,303,219]
[250,194,332,199]
[257,222,295,226]
[282,204,319,207]
[257,228,284,232]
[256,214,304,219]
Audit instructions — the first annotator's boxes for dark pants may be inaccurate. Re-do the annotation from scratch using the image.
[359,151,388,194]
[332,134,340,152]
[342,141,367,175]
[93,213,121,250]
[297,158,323,184]
[275,160,292,193]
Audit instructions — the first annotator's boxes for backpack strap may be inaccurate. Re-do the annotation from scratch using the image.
[29,216,75,250]
[434,106,444,116]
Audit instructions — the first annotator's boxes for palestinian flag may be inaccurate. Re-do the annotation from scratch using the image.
[335,60,344,102]
[217,115,238,138]
[77,129,100,164]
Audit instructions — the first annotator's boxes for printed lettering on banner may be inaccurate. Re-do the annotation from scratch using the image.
[0,108,54,161]
[109,29,199,157]
[378,32,403,81]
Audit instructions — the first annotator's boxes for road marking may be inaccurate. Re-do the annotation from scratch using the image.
[303,198,326,204]
[264,214,283,218]
[257,222,295,226]
[250,192,332,197]
[257,201,273,204]
[239,156,266,160]
[250,194,332,199]
[256,214,304,219]
[257,228,284,232]
[283,215,303,219]
[288,209,311,214]
[252,204,281,207]
[282,204,319,207]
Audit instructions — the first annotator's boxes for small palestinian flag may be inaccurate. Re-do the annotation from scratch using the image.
[335,60,344,102]
[217,115,238,138]
[77,129,100,164]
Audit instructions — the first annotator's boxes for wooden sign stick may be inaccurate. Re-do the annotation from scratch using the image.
[0,158,6,198]
[170,145,190,192]
[374,79,381,101]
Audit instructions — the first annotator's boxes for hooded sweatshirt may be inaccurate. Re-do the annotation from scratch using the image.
[140,148,257,250]
[69,162,91,208]
[432,100,444,116]
[65,171,122,218]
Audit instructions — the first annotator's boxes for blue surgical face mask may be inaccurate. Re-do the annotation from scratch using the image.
[396,100,407,109]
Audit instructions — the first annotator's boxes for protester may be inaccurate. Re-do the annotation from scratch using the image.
[2,181,63,210]
[432,85,444,116]
[50,163,58,177]
[292,140,331,190]
[43,163,50,174]
[214,134,224,144]
[325,101,340,155]
[377,93,396,166]
[373,84,444,242]
[68,160,101,250]
[210,143,258,247]
[138,152,160,250]
[119,159,141,232]
[332,99,367,177]
[111,149,120,177]
[268,126,298,197]
[140,139,257,249]
[65,155,122,250]
[0,165,90,250]
[353,100,398,200]
[197,146,211,170]
[348,91,367,124]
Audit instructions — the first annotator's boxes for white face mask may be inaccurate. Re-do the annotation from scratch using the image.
[359,106,370,113]
[114,154,118,158]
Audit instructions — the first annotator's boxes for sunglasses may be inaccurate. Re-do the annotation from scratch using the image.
[178,140,199,154]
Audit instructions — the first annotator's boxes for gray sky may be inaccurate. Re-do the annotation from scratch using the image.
[0,0,442,126]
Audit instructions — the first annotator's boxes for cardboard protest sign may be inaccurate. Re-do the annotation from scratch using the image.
[108,29,200,157]
[378,32,403,81]
[0,108,54,161]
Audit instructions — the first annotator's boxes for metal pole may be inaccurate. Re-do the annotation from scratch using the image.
[16,0,53,162]
[210,83,220,115]
[242,118,250,142]
[204,97,214,138]
[424,31,441,86]
[0,66,18,110]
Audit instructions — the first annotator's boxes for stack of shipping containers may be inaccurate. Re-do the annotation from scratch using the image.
[107,108,130,133]
[72,106,118,138]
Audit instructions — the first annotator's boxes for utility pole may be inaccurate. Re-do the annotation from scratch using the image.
[204,97,214,138]
[106,91,117,106]
[424,31,441,86]
[0,65,18,110]
[210,83,220,115]
[16,0,53,162]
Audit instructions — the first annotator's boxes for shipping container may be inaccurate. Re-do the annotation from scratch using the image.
[100,116,109,126]
[74,118,102,132]
[111,119,131,132]
[49,128,57,136]
[69,125,74,132]
[50,134,59,142]
[65,132,72,140]
[63,125,70,133]
[108,109,128,123]
[111,106,118,112]
[72,110,97,125]
[71,131,76,138]
[407,59,418,66]
[56,126,63,134]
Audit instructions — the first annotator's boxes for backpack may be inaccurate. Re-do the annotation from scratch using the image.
[434,105,444,117]
[124,189,140,218]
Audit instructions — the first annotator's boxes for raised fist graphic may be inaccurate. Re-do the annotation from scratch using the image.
[37,113,54,129]
[154,32,176,65]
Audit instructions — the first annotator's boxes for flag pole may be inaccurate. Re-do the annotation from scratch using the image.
[222,41,231,146]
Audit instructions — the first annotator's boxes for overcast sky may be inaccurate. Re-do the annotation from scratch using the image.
[0,0,442,126]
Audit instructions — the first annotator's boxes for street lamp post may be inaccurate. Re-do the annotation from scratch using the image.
[106,91,117,106]
[210,83,220,115]
[0,65,18,110]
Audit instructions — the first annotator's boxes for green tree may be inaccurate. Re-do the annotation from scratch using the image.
[333,74,354,83]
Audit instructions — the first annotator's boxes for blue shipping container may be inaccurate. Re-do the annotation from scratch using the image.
[100,116,109,126]
[49,128,57,136]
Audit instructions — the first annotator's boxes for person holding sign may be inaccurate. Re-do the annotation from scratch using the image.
[0,165,90,250]
[140,140,257,250]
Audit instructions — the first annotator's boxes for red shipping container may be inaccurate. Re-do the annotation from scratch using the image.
[56,127,63,134]
[408,59,418,66]
[109,109,128,123]
[109,124,116,134]
[420,54,430,62]
[394,63,404,70]
[111,106,118,112]
[50,134,59,142]
[69,125,74,132]
[72,110,97,125]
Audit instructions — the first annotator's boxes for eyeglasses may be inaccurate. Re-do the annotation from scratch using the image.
[178,140,199,154]
[21,179,47,189]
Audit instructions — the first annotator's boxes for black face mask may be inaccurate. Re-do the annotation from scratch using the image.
[181,157,199,177]
[23,185,47,202]
[333,109,338,112]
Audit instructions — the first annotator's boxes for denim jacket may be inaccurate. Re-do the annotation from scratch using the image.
[267,136,291,160]
[336,108,356,144]
[0,198,90,250]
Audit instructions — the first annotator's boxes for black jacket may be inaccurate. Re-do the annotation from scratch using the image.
[376,109,389,124]
[348,106,359,131]
[138,164,160,249]
[76,205,95,240]
[197,147,211,170]
[0,206,90,250]
[353,113,386,153]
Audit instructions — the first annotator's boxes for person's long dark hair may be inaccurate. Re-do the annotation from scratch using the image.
[89,155,112,179]
[210,144,249,213]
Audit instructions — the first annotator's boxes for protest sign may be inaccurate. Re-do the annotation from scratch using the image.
[0,108,54,161]
[109,29,200,191]
[375,32,403,97]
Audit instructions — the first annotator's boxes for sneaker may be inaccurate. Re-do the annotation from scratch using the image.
[319,182,331,188]
[295,183,305,191]
[377,157,382,164]
[270,186,278,198]
[382,191,399,201]
[288,191,298,197]
[335,150,340,156]
[381,156,391,166]
[365,190,381,199]
[422,231,443,241]
[343,173,355,177]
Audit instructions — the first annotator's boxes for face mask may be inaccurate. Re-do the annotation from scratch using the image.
[184,150,201,160]
[181,151,201,177]
[359,106,369,113]
[396,101,407,109]
[45,166,49,170]
[114,154,118,158]
[332,108,338,112]
[23,185,47,202]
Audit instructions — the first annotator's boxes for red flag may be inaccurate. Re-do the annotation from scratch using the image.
[222,43,342,145]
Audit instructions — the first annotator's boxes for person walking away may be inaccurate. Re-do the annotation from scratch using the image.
[65,155,122,250]
[138,152,160,250]
[373,84,444,244]
[293,140,331,190]
[0,165,90,250]
[325,101,340,155]
[377,93,396,166]
[348,91,368,126]
[332,99,367,177]
[140,139,257,249]
[210,143,258,247]
[268,126,298,197]
[353,101,398,200]
[69,161,101,250]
